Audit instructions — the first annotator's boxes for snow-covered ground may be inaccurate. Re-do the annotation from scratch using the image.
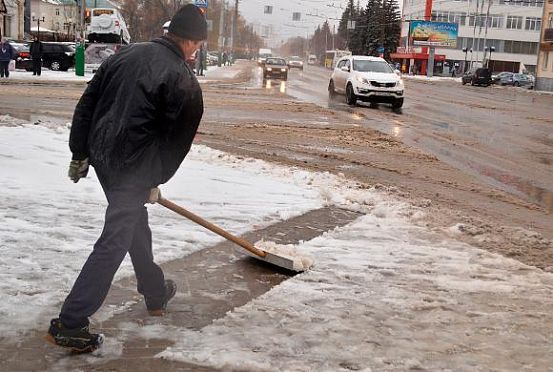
[403,74,462,83]
[7,65,222,83]
[2,115,553,370]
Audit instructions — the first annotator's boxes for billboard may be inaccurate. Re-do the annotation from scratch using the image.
[409,21,458,48]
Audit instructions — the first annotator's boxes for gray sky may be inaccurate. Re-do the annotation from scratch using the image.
[238,0,354,47]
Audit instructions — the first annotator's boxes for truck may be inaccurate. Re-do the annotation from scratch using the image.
[257,48,272,65]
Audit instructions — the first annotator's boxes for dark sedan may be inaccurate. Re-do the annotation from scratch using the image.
[461,67,492,87]
[16,42,75,71]
[262,57,289,81]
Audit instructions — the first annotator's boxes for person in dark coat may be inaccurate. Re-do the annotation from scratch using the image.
[45,4,207,354]
[0,37,16,78]
[30,36,44,76]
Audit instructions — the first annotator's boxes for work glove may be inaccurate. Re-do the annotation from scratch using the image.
[148,187,161,204]
[68,158,89,183]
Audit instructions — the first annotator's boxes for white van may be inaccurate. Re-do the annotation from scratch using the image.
[87,8,131,44]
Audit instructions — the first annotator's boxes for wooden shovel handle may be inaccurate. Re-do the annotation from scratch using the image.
[157,197,267,258]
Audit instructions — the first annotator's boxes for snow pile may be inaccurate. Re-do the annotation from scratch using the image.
[254,239,314,271]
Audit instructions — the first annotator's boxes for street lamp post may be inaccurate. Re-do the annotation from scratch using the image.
[484,46,495,69]
[32,13,46,41]
[462,48,472,73]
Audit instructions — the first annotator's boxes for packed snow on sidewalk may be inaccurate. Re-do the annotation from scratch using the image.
[8,65,222,83]
[2,116,553,370]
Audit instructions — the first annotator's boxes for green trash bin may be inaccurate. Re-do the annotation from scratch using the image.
[75,42,85,77]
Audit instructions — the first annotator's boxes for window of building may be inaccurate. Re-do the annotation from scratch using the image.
[469,14,503,28]
[55,8,59,16]
[264,5,273,14]
[506,15,523,29]
[449,12,467,25]
[431,11,448,22]
[500,0,542,5]
[292,12,301,21]
[3,15,11,37]
[525,17,541,30]
[543,51,550,70]
[489,15,503,28]
[548,13,553,28]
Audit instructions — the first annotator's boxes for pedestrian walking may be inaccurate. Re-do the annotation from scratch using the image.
[45,4,207,354]
[30,36,44,76]
[222,51,228,66]
[0,37,16,78]
[197,44,205,76]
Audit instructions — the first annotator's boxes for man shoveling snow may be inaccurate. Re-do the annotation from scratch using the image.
[45,5,207,353]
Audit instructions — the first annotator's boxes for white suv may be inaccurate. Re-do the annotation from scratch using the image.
[328,55,404,108]
[87,8,131,45]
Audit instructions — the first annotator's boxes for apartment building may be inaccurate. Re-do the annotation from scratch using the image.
[536,0,553,90]
[400,0,544,73]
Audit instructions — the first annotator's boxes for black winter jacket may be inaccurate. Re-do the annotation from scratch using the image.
[69,37,204,189]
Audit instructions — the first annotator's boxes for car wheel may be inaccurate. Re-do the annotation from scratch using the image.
[513,81,520,87]
[346,84,357,106]
[50,60,61,71]
[470,79,475,86]
[462,80,466,85]
[392,98,404,109]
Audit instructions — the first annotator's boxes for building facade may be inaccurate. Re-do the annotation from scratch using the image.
[30,0,79,40]
[401,0,544,74]
[1,0,24,40]
[536,0,553,90]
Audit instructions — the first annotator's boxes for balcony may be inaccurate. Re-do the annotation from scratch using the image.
[545,29,553,42]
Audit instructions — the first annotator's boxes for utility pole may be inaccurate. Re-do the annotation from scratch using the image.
[481,0,492,66]
[217,0,225,66]
[230,0,238,59]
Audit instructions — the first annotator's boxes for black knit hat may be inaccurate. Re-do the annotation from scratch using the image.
[168,4,208,41]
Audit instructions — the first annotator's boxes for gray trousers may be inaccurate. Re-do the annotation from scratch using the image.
[59,174,165,329]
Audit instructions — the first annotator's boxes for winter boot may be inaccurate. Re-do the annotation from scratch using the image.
[45,318,104,354]
[146,279,177,316]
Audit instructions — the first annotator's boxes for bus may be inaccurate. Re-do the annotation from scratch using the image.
[324,50,351,69]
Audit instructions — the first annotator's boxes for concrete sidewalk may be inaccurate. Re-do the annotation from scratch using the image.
[0,207,360,371]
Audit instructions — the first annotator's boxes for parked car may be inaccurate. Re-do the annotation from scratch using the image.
[461,67,492,86]
[17,42,75,71]
[206,52,219,66]
[492,71,512,84]
[497,72,534,88]
[287,56,304,70]
[11,42,31,69]
[262,57,288,80]
[328,55,404,108]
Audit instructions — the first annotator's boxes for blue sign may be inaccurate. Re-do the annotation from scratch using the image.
[195,0,208,8]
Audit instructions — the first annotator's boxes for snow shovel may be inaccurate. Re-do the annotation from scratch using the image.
[156,196,310,272]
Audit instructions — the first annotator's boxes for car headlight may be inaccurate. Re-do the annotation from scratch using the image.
[356,76,370,85]
[397,79,404,87]
[267,67,272,71]
[281,68,286,72]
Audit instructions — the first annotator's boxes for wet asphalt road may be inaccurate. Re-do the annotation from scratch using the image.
[0,66,551,212]
[266,66,553,212]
